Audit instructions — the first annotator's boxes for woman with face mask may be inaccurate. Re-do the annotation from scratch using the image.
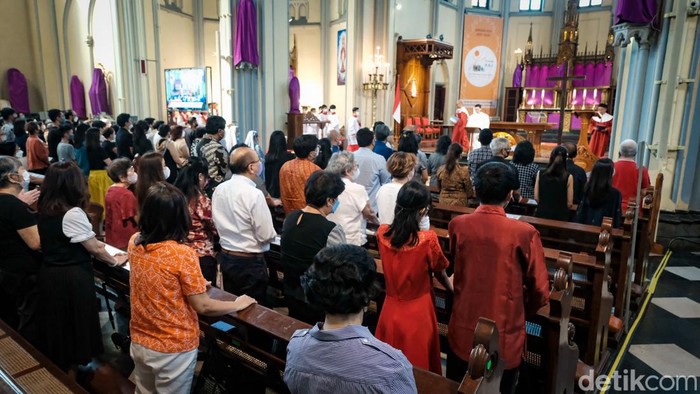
[0,157,42,346]
[325,151,378,246]
[279,171,346,324]
[375,180,453,375]
[104,158,139,250]
[173,157,219,284]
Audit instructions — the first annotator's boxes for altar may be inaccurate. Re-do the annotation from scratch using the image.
[489,121,557,156]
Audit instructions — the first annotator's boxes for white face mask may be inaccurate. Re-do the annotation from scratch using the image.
[21,171,30,191]
[351,167,361,181]
[255,161,264,177]
[127,172,138,184]
[163,167,171,179]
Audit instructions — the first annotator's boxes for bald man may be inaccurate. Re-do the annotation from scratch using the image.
[212,147,277,305]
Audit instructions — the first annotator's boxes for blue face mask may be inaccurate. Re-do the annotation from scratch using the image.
[331,199,340,213]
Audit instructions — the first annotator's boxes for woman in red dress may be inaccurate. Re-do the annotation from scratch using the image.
[451,101,469,150]
[375,180,453,374]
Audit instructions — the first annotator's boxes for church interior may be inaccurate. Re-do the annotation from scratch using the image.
[0,0,699,393]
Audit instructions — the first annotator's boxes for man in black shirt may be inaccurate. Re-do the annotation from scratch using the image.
[115,113,134,159]
[562,142,587,204]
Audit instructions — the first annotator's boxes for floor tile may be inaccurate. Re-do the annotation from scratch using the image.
[666,266,700,281]
[628,344,700,377]
[651,297,700,318]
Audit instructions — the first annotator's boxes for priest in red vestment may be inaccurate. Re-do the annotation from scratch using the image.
[451,101,469,150]
[446,162,550,393]
[588,103,613,157]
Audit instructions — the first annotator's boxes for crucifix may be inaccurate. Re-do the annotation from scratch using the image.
[546,63,585,145]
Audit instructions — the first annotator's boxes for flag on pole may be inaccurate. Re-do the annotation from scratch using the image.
[392,76,401,124]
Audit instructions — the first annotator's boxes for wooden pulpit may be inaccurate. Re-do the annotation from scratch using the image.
[572,110,598,172]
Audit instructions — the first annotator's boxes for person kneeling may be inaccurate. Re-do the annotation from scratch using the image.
[284,245,417,393]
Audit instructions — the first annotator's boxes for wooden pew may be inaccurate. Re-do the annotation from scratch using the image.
[521,251,579,394]
[623,172,664,297]
[0,319,87,394]
[92,258,497,393]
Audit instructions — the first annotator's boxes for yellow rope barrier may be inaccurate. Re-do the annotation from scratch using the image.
[599,250,674,393]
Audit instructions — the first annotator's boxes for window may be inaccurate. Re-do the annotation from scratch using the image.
[579,0,603,7]
[519,0,542,11]
[471,0,489,8]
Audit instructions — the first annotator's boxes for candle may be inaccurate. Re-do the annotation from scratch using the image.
[540,89,545,108]
[530,89,536,108]
[583,88,588,107]
[593,88,598,104]
[572,88,577,107]
[522,89,527,108]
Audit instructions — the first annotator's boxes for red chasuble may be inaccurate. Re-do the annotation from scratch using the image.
[588,113,613,157]
[451,110,469,150]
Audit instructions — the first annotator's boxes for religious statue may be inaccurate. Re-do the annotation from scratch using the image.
[588,103,613,157]
[451,101,469,150]
[289,68,301,114]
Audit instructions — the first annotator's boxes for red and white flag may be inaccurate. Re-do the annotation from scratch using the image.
[392,76,401,124]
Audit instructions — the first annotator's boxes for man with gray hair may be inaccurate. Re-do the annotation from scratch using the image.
[477,137,520,190]
[612,139,650,211]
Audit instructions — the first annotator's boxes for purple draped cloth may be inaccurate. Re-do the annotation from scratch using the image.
[234,0,259,68]
[89,68,111,115]
[70,76,86,118]
[524,61,612,107]
[289,76,300,114]
[7,68,30,113]
[615,0,657,25]
[512,64,523,88]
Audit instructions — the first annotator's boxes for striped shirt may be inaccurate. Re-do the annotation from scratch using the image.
[284,323,417,393]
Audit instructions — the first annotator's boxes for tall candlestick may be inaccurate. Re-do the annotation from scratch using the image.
[522,89,527,108]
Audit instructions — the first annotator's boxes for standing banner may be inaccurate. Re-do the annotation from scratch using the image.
[459,14,503,116]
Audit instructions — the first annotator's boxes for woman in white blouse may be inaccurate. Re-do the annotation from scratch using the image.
[326,151,378,246]
[377,152,430,230]
[36,161,127,376]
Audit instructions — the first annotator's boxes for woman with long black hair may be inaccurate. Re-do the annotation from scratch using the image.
[535,146,573,221]
[174,157,219,284]
[576,158,622,227]
[264,130,294,198]
[375,180,452,374]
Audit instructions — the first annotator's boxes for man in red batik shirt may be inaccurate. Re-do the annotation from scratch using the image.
[447,162,550,394]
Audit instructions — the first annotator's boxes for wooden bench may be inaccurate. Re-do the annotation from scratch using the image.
[0,319,87,393]
[92,258,506,393]
[623,172,664,300]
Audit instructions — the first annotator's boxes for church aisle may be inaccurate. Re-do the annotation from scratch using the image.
[607,252,700,394]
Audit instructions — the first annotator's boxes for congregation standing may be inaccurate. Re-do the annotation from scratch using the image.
[0,102,646,393]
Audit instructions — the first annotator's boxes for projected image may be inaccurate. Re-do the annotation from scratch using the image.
[165,68,209,110]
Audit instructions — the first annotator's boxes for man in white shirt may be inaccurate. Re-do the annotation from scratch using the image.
[327,104,340,133]
[317,105,328,138]
[346,107,361,152]
[353,128,391,212]
[466,104,490,130]
[212,146,277,305]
